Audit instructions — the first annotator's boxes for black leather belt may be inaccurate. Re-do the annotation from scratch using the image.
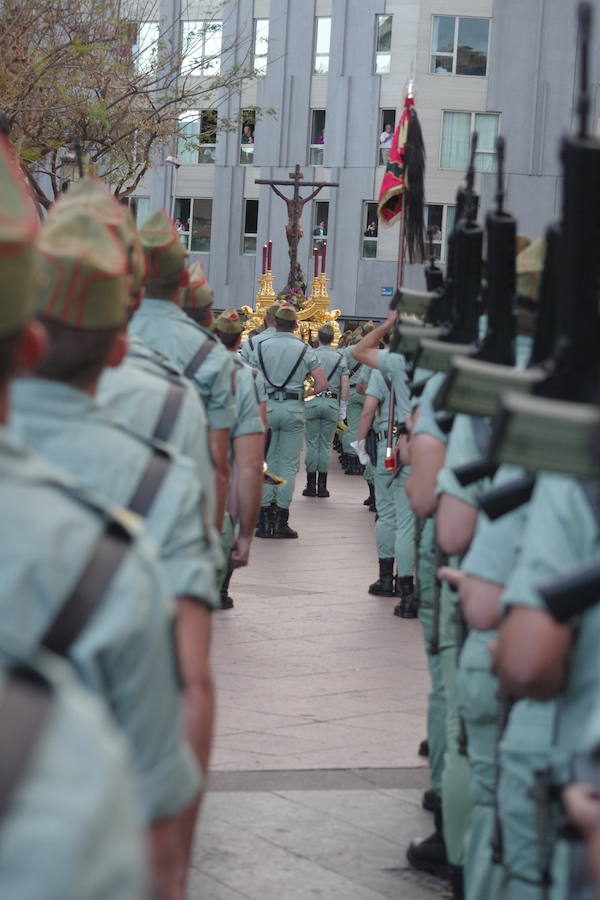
[377,424,401,441]
[267,391,300,401]
[316,391,338,399]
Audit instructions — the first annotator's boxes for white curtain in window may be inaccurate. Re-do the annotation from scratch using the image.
[178,113,200,164]
[474,114,498,172]
[134,197,151,228]
[441,112,470,170]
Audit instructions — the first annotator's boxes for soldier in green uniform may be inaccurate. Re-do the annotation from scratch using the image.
[254,304,327,538]
[341,329,369,473]
[213,308,266,607]
[130,210,236,531]
[0,651,147,900]
[0,134,198,897]
[240,301,280,366]
[302,323,349,498]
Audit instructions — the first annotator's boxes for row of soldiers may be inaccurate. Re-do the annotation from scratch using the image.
[337,7,600,897]
[0,113,359,895]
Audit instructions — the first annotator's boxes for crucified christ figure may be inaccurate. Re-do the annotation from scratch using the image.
[270,184,325,252]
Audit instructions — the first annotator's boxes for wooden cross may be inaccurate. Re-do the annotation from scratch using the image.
[256,164,339,287]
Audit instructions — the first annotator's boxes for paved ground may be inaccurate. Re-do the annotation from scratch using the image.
[192,459,445,899]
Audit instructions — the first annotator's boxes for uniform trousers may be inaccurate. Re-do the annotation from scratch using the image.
[342,390,364,456]
[417,518,447,797]
[305,396,338,472]
[373,443,414,575]
[262,399,305,509]
[457,629,504,900]
[216,512,235,590]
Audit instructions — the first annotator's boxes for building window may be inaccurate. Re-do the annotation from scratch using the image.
[131,197,150,228]
[378,109,396,165]
[309,110,326,165]
[240,109,256,165]
[425,204,456,262]
[375,15,392,74]
[134,22,159,74]
[254,19,269,75]
[243,200,259,254]
[362,202,379,258]
[178,111,217,164]
[440,111,499,172]
[181,20,222,76]
[173,198,212,252]
[312,201,329,247]
[431,17,490,76]
[314,17,331,74]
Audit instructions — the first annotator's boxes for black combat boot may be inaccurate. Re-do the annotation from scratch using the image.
[255,505,273,538]
[363,483,375,508]
[302,472,317,497]
[317,473,330,497]
[220,565,234,609]
[393,575,418,618]
[422,788,441,814]
[406,805,449,880]
[272,507,298,539]
[450,865,464,899]
[368,558,395,597]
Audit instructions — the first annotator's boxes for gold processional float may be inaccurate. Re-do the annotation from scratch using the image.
[241,240,342,348]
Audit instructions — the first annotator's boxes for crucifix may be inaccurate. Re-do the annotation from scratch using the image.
[256,164,339,287]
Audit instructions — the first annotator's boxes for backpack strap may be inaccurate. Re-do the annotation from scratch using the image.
[184,335,216,379]
[0,667,54,822]
[152,383,186,443]
[41,520,133,657]
[257,341,308,391]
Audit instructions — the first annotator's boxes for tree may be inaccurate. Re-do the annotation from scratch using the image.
[0,0,264,208]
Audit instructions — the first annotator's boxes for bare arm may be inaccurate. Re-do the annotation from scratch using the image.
[209,428,230,531]
[405,432,447,519]
[495,606,571,700]
[340,374,350,404]
[455,572,504,631]
[436,494,479,557]
[271,185,288,203]
[352,309,398,368]
[311,365,328,395]
[231,432,264,567]
[358,395,378,441]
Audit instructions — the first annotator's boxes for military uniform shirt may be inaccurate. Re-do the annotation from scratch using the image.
[231,356,265,439]
[411,372,449,444]
[0,651,146,900]
[366,369,391,434]
[346,348,364,385]
[257,333,321,392]
[11,379,218,610]
[377,348,411,419]
[313,346,349,394]
[130,298,236,431]
[240,327,275,366]
[0,429,200,822]
[98,343,216,526]
[436,414,491,506]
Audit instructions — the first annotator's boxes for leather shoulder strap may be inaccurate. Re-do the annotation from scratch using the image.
[153,382,186,443]
[0,667,54,822]
[184,336,216,379]
[349,360,361,377]
[128,448,171,518]
[41,520,133,657]
[258,340,308,390]
[327,352,343,382]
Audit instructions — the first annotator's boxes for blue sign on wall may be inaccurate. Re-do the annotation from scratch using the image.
[380,286,394,297]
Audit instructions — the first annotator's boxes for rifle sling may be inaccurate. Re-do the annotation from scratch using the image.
[184,337,216,379]
[0,669,54,823]
[258,342,308,391]
[152,382,186,443]
[41,521,133,657]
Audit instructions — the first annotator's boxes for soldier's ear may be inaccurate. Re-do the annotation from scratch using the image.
[106,331,128,369]
[16,320,48,376]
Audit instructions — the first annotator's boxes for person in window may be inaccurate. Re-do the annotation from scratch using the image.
[174,219,184,234]
[364,221,378,238]
[241,125,254,144]
[315,131,325,145]
[380,123,394,149]
[313,221,327,237]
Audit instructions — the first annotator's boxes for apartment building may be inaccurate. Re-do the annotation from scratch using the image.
[131,0,498,317]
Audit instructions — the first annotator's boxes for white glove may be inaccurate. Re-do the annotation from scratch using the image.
[350,439,370,466]
[339,401,347,420]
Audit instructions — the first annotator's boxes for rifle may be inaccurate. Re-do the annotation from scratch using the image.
[539,559,600,623]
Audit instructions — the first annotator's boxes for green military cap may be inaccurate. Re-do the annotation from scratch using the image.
[0,134,39,335]
[275,304,297,323]
[182,261,213,310]
[52,178,147,296]
[318,323,334,340]
[139,208,186,283]
[214,308,243,335]
[362,320,375,334]
[266,302,281,317]
[351,327,362,343]
[516,237,545,302]
[35,209,129,329]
